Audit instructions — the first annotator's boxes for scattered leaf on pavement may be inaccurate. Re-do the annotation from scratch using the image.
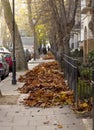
[57,124,63,128]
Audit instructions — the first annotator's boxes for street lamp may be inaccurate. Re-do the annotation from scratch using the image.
[12,0,16,85]
[32,19,36,60]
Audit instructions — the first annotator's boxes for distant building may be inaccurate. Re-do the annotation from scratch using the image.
[21,37,34,53]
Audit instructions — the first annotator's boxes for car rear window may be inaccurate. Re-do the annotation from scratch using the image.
[5,54,11,58]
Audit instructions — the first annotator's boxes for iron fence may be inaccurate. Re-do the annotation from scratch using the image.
[92,68,94,130]
[62,54,92,102]
[62,54,78,103]
[62,54,94,130]
[78,65,92,101]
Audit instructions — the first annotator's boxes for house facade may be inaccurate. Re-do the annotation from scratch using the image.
[70,0,81,51]
[81,0,93,64]
[70,0,94,65]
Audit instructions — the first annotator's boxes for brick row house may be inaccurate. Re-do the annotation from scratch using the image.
[70,0,94,65]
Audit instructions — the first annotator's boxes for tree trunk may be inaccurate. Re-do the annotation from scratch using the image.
[48,0,78,59]
[26,0,39,60]
[33,26,40,60]
[63,34,70,55]
[49,29,58,56]
[1,0,28,71]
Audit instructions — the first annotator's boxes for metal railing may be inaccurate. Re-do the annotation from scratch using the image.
[78,65,92,101]
[62,54,94,130]
[92,68,94,130]
[62,54,92,103]
[62,54,78,103]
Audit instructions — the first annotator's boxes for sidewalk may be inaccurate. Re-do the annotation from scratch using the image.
[0,59,92,130]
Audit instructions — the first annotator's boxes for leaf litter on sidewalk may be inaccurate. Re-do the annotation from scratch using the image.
[18,61,74,107]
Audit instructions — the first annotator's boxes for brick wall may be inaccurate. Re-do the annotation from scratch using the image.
[83,39,94,64]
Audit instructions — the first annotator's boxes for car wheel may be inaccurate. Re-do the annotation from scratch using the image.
[1,74,5,80]
[0,77,1,82]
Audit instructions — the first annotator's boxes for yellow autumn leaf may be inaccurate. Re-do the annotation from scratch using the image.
[61,93,66,99]
[82,102,88,108]
[57,124,63,128]
[66,99,73,104]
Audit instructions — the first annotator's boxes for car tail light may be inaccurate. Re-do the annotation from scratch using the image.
[0,63,3,68]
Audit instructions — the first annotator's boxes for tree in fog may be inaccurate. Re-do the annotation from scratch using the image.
[1,0,28,70]
[48,0,79,57]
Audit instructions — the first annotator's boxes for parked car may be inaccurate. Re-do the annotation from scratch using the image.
[0,54,9,80]
[4,53,12,71]
[0,46,10,54]
[0,47,12,71]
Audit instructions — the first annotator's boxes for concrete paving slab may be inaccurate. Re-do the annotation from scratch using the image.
[0,110,7,117]
[54,114,83,125]
[0,121,13,127]
[7,109,31,117]
[36,125,57,130]
[53,106,72,114]
[12,126,36,130]
[59,124,86,130]
[0,115,13,122]
[0,105,12,110]
[82,118,92,130]
[36,124,86,130]
[31,107,54,116]
[12,116,30,126]
[0,127,11,130]
[29,115,47,126]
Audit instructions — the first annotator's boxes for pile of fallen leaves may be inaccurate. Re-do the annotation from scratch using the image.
[43,51,55,60]
[18,61,74,107]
